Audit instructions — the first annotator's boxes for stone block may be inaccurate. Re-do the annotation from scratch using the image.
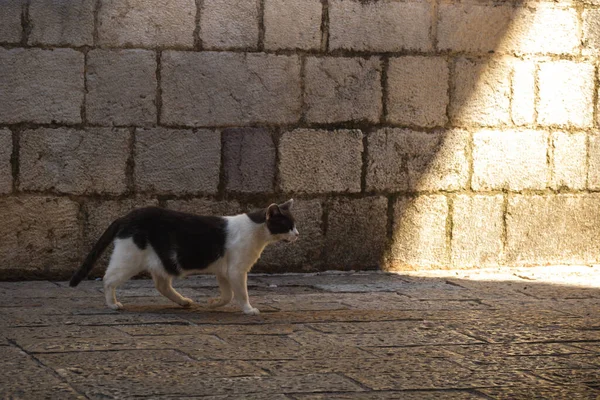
[0,48,83,124]
[325,197,388,269]
[329,0,431,52]
[166,199,241,216]
[0,0,23,43]
[366,128,469,192]
[587,133,600,190]
[305,57,382,124]
[506,194,600,265]
[83,198,159,271]
[451,194,504,268]
[450,58,511,127]
[550,131,586,190]
[98,0,195,48]
[537,61,595,128]
[223,128,275,193]
[87,49,156,126]
[583,9,600,55]
[161,51,301,126]
[472,129,548,191]
[264,0,321,50]
[0,129,12,194]
[0,196,81,275]
[511,60,535,126]
[259,199,324,271]
[389,195,449,269]
[279,129,363,194]
[20,128,129,195]
[29,0,94,46]
[387,56,448,127]
[201,0,259,49]
[135,128,221,194]
[439,3,579,55]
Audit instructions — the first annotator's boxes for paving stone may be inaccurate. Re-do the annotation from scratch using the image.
[135,128,221,194]
[29,0,94,46]
[116,323,302,337]
[305,57,382,124]
[20,127,129,195]
[264,0,321,50]
[0,0,23,43]
[443,343,590,357]
[161,51,301,126]
[0,129,12,194]
[531,369,600,387]
[478,384,600,400]
[98,0,195,48]
[200,0,259,49]
[0,48,84,124]
[295,392,481,400]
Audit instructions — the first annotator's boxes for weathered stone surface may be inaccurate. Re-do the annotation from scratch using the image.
[223,128,275,193]
[264,0,321,50]
[472,129,548,191]
[325,197,387,269]
[259,199,324,271]
[201,0,259,49]
[166,199,242,216]
[537,61,595,128]
[305,57,382,124]
[0,129,12,194]
[0,196,80,275]
[0,0,22,43]
[135,128,220,194]
[387,57,448,127]
[0,48,83,124]
[161,51,301,126]
[29,0,94,46]
[506,194,600,265]
[388,195,448,270]
[98,0,195,48]
[87,49,156,126]
[450,58,511,127]
[583,9,600,55]
[451,195,504,268]
[551,131,587,190]
[439,3,579,55]
[366,128,469,192]
[20,128,129,195]
[511,60,535,126]
[329,0,431,52]
[279,129,363,194]
[587,132,600,190]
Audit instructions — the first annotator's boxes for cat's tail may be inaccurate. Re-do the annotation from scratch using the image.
[69,218,122,287]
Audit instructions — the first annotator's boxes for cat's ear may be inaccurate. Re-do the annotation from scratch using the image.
[280,198,294,211]
[266,203,281,220]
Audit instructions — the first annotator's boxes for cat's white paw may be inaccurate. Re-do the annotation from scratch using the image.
[207,297,225,308]
[178,297,194,307]
[107,302,123,310]
[243,307,260,315]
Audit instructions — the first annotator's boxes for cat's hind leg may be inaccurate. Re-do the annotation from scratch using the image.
[207,274,233,308]
[152,274,194,307]
[103,238,145,310]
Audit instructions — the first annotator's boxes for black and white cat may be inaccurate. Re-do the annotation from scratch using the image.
[70,200,298,315]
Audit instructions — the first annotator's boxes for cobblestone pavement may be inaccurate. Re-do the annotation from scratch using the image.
[1,266,599,399]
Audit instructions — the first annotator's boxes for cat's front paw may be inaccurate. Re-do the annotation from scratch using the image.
[178,297,194,307]
[107,302,123,310]
[243,306,260,315]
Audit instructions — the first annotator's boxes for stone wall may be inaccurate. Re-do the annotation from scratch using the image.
[1,0,600,279]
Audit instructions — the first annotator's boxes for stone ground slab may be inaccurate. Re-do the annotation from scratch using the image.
[0,267,599,398]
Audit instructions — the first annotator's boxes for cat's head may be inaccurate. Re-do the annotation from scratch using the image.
[265,199,299,243]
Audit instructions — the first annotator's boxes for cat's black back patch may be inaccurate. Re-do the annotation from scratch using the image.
[116,207,227,275]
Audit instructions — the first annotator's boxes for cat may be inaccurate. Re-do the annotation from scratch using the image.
[69,199,298,315]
